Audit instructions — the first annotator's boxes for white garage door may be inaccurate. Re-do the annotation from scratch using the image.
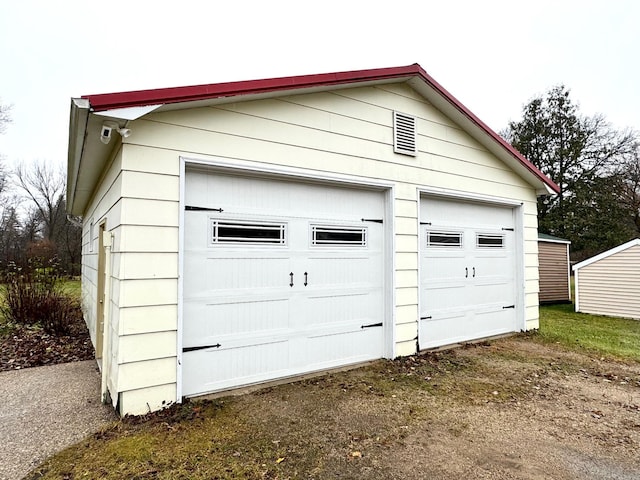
[182,168,385,396]
[419,196,518,349]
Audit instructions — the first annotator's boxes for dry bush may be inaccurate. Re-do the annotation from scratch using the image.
[1,258,81,335]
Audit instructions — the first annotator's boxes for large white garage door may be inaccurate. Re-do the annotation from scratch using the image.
[419,196,518,349]
[182,168,385,396]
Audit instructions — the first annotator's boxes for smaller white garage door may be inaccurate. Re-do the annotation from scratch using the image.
[419,196,518,349]
[182,169,386,397]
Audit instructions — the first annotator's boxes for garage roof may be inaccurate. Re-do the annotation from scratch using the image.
[68,64,560,215]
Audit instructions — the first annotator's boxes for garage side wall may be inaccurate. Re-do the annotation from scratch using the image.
[127,82,540,357]
[576,244,640,319]
[81,147,124,403]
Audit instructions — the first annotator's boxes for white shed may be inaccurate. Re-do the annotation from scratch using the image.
[573,238,640,319]
[67,64,558,415]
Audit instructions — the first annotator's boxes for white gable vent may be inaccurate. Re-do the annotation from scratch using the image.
[393,111,417,156]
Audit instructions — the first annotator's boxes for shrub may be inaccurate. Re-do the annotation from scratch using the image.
[1,258,82,335]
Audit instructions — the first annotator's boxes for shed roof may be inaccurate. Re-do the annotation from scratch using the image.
[67,64,560,215]
[538,233,571,244]
[572,238,640,271]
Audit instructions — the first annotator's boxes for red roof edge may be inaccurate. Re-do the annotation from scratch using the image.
[82,64,422,111]
[82,64,559,194]
[411,64,560,194]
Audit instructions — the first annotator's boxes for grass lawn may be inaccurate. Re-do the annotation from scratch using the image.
[537,303,640,362]
[62,279,81,298]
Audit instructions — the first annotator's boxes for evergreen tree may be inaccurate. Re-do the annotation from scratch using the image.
[504,86,637,258]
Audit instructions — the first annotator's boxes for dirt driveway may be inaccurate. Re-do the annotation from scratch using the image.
[389,340,640,479]
[28,336,640,479]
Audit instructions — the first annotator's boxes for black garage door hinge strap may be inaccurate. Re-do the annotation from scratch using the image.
[420,222,432,225]
[361,218,383,224]
[502,305,515,309]
[185,206,224,212]
[183,343,221,352]
[361,322,383,329]
[502,227,514,231]
[420,316,432,320]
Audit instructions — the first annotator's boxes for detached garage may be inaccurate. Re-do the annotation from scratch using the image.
[67,64,558,415]
[573,238,640,319]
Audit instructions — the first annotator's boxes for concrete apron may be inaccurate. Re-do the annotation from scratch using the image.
[0,360,116,480]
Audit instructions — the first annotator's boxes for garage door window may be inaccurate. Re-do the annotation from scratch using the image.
[427,231,463,247]
[476,234,504,248]
[211,219,286,245]
[311,225,367,247]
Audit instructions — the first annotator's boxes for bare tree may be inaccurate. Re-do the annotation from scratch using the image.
[619,147,640,235]
[0,100,11,135]
[13,161,81,275]
[14,161,66,241]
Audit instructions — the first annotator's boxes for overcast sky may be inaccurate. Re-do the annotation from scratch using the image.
[0,0,638,168]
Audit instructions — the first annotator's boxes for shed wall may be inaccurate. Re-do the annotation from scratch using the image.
[576,244,640,319]
[538,241,570,303]
[87,81,541,414]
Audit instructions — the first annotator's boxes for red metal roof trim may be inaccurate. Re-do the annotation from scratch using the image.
[82,64,559,193]
[82,65,420,111]
[410,65,559,194]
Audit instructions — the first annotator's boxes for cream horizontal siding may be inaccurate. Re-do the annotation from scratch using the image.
[119,384,177,416]
[576,244,640,319]
[133,121,534,201]
[118,331,177,364]
[92,152,183,413]
[116,279,178,308]
[113,253,178,280]
[117,357,177,392]
[121,171,180,201]
[119,198,179,227]
[118,225,179,252]
[119,305,178,335]
[121,144,181,176]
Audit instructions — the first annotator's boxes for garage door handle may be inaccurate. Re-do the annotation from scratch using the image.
[289,272,294,287]
[473,267,476,278]
[465,267,468,278]
[304,272,308,286]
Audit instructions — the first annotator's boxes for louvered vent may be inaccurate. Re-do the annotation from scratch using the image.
[393,111,417,156]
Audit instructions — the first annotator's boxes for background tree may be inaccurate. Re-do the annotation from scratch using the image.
[503,85,638,260]
[618,147,640,235]
[0,104,81,275]
[13,161,81,275]
[0,100,11,135]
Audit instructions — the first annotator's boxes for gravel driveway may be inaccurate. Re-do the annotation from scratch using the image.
[0,360,116,480]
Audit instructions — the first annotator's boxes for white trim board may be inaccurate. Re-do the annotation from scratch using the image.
[538,237,571,245]
[180,155,396,191]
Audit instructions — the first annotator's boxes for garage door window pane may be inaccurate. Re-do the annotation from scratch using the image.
[312,226,367,246]
[476,234,504,248]
[211,220,286,245]
[427,232,462,247]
